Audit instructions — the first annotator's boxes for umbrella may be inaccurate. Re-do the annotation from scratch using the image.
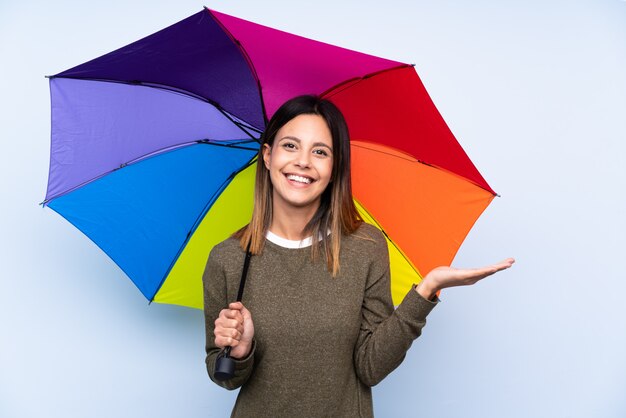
[43,8,496,309]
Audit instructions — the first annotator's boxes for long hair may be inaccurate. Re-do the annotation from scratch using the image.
[233,95,362,275]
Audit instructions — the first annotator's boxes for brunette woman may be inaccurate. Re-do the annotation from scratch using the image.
[203,95,514,417]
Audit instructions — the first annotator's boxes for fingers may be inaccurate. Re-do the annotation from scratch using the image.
[489,258,515,269]
[214,303,250,349]
[216,317,243,333]
[228,301,244,310]
[481,258,515,277]
[470,258,515,276]
[223,307,244,323]
[214,332,243,349]
[225,302,254,324]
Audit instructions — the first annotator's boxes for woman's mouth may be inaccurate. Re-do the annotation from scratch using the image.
[286,174,313,184]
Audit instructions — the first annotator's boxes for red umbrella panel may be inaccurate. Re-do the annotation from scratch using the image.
[44,8,495,308]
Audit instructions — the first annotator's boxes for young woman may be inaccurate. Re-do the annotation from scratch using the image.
[203,95,514,417]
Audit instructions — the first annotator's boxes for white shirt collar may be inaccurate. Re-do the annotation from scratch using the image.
[266,230,313,248]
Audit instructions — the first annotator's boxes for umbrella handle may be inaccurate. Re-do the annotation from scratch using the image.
[213,243,252,381]
[214,347,235,380]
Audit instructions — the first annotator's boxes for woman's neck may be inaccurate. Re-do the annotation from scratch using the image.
[269,204,318,241]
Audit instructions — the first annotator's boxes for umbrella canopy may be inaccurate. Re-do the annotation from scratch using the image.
[44,8,495,309]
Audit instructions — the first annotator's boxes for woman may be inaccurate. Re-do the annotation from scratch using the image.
[203,95,514,417]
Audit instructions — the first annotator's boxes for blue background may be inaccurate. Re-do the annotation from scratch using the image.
[1,1,625,417]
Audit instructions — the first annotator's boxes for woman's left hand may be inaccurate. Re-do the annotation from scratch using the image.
[416,258,515,300]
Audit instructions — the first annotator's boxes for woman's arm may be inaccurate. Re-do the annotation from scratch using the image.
[353,229,514,387]
[202,249,256,390]
[353,231,438,387]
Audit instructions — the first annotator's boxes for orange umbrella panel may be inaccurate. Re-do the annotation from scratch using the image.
[351,141,495,305]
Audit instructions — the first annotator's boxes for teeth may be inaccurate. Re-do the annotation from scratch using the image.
[287,174,312,184]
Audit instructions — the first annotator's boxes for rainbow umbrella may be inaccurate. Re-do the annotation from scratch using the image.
[43,8,495,309]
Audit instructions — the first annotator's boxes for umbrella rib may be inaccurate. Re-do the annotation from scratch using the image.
[351,142,419,163]
[320,64,414,100]
[205,7,270,127]
[48,75,263,140]
[150,155,259,303]
[197,139,259,151]
[41,140,258,205]
[319,65,498,196]
[212,105,263,141]
[45,203,156,303]
[351,143,498,196]
[354,198,422,279]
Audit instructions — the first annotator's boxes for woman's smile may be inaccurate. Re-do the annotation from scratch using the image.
[285,173,313,185]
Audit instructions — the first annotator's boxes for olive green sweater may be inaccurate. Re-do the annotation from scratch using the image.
[202,223,438,417]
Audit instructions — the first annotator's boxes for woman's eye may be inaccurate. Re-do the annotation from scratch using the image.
[314,149,329,156]
[282,142,296,150]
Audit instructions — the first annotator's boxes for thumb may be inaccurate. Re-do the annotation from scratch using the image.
[239,304,252,320]
[228,301,244,311]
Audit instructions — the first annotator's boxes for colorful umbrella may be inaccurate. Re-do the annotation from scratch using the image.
[44,8,495,309]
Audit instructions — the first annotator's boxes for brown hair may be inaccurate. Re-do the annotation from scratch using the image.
[233,95,362,275]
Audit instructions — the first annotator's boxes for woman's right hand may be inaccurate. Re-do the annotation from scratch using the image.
[214,302,255,359]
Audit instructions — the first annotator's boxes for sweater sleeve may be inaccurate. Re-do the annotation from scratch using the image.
[202,247,256,390]
[353,231,438,387]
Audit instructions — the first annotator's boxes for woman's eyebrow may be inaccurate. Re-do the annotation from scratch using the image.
[313,142,333,151]
[278,136,332,150]
[278,135,301,143]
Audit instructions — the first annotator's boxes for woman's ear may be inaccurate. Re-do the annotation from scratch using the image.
[262,143,271,169]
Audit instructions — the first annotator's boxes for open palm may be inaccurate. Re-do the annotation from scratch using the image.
[418,258,515,299]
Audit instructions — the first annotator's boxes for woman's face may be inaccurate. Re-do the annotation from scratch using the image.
[263,114,334,215]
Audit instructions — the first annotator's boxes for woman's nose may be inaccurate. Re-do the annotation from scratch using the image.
[295,151,311,168]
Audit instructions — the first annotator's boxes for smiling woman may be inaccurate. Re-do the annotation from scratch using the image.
[201,95,513,417]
